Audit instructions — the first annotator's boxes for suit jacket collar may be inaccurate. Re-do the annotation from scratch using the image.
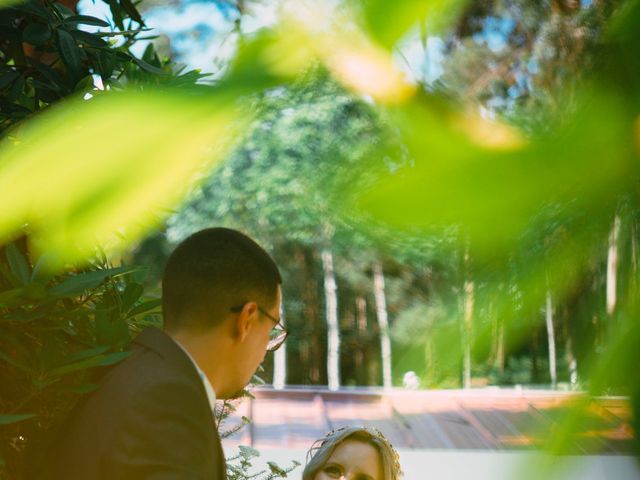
[133,326,200,382]
[132,327,225,457]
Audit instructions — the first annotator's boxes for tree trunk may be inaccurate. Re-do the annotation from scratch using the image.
[632,216,638,293]
[356,296,367,332]
[545,288,557,388]
[562,298,579,388]
[355,297,367,384]
[272,302,286,389]
[304,247,322,383]
[373,262,392,389]
[565,334,578,387]
[496,316,505,376]
[462,250,474,389]
[322,245,340,391]
[531,328,540,383]
[606,215,621,316]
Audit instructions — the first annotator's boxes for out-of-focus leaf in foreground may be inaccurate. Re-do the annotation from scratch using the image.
[224,1,415,105]
[354,0,471,49]
[347,89,636,256]
[0,90,238,268]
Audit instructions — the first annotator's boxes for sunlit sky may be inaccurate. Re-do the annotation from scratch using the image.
[77,0,595,87]
[77,0,444,84]
[76,0,598,107]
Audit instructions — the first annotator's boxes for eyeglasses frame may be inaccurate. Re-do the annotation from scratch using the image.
[229,302,288,352]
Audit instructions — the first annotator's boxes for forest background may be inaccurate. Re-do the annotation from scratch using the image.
[133,0,628,392]
[2,0,640,477]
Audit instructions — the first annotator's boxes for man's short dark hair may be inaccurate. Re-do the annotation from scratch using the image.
[162,228,281,332]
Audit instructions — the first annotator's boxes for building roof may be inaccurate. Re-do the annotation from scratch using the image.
[221,387,635,455]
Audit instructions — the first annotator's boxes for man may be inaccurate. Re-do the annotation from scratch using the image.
[38,228,286,479]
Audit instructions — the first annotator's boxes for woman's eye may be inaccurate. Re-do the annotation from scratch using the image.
[323,465,342,478]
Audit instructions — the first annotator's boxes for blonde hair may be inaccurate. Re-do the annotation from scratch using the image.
[302,426,402,480]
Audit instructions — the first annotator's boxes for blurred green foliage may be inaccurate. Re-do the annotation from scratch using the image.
[0,89,239,266]
[1,0,640,469]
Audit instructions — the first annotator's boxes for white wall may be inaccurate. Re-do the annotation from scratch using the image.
[226,447,640,480]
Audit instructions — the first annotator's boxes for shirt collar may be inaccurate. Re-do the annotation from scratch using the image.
[173,339,217,412]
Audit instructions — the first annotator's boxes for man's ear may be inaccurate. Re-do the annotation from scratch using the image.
[235,302,258,342]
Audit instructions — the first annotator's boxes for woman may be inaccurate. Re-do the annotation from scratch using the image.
[303,426,402,480]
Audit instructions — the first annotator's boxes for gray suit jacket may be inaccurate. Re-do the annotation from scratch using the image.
[37,327,226,479]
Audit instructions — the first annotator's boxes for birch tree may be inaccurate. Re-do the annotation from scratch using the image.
[606,215,621,316]
[545,288,557,388]
[355,296,367,378]
[272,303,287,389]
[322,238,340,391]
[373,261,392,389]
[462,249,474,389]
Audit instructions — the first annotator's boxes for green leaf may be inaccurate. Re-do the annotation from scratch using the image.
[49,351,130,376]
[1,308,51,322]
[0,71,19,90]
[358,0,470,48]
[64,383,99,394]
[37,336,63,372]
[0,90,238,266]
[22,22,52,46]
[267,461,286,475]
[96,28,149,37]
[6,74,25,103]
[127,298,161,317]
[0,263,20,287]
[133,57,167,75]
[14,2,52,21]
[70,29,109,47]
[0,414,36,425]
[31,253,54,282]
[0,349,31,373]
[119,0,144,24]
[0,288,22,307]
[52,2,75,18]
[27,58,66,93]
[114,51,132,61]
[32,377,60,390]
[74,75,94,93]
[33,79,60,97]
[121,282,143,312]
[21,282,47,300]
[49,266,131,297]
[238,445,260,460]
[6,243,30,286]
[61,346,109,364]
[56,28,83,75]
[96,314,130,346]
[64,15,110,27]
[107,0,124,30]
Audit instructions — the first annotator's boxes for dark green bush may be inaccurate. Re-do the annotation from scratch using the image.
[0,238,161,477]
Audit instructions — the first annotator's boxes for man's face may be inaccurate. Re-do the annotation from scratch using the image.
[229,288,281,397]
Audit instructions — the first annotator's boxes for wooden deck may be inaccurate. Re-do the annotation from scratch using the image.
[221,387,635,455]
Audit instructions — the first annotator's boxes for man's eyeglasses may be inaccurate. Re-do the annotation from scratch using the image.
[229,303,288,352]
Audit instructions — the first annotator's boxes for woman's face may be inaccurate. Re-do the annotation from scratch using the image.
[314,439,382,480]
